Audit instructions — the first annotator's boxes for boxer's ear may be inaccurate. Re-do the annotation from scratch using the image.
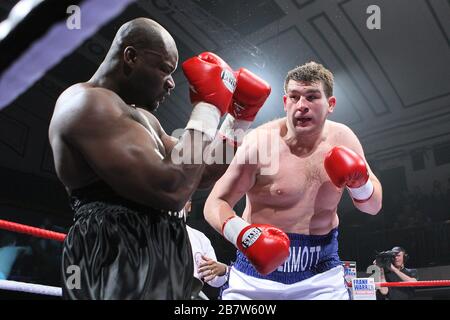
[283,95,287,112]
[327,96,336,113]
[123,46,138,66]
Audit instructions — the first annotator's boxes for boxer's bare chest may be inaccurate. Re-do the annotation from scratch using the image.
[251,139,337,209]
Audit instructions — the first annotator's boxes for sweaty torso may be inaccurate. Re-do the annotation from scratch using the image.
[242,119,348,235]
[49,83,165,191]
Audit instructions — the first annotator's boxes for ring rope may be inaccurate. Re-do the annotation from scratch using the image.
[2,219,450,290]
[377,280,450,287]
[0,280,62,296]
[0,219,66,242]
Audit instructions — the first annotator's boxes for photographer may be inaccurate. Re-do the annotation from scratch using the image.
[375,246,418,300]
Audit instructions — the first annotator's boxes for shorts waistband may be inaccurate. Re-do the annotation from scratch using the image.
[72,199,186,222]
[233,228,342,284]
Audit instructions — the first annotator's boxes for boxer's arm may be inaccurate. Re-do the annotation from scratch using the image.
[196,138,237,189]
[158,127,235,189]
[60,90,209,211]
[340,125,382,215]
[204,137,258,233]
[138,108,178,154]
[145,111,236,190]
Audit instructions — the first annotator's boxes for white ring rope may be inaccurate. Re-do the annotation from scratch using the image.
[0,280,62,297]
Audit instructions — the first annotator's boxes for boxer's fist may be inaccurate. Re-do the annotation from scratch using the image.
[324,146,374,202]
[222,217,290,275]
[219,68,271,146]
[229,68,271,121]
[237,224,290,275]
[182,52,236,115]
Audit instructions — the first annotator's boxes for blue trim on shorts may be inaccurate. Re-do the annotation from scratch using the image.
[233,228,342,284]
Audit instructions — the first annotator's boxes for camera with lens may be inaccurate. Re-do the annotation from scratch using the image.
[375,250,397,269]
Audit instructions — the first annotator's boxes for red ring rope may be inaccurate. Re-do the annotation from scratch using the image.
[377,280,450,287]
[0,219,66,242]
[1,218,450,289]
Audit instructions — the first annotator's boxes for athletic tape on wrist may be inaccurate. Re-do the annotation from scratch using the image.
[222,216,250,247]
[348,179,374,201]
[185,102,221,141]
[218,114,252,146]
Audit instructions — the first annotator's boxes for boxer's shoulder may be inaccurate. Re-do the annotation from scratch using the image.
[244,118,283,140]
[237,118,283,155]
[326,119,351,132]
[52,85,130,141]
[56,85,101,111]
[258,117,284,130]
[58,83,108,101]
[326,120,357,145]
[56,84,127,123]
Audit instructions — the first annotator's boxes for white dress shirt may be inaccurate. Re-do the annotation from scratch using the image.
[186,225,228,288]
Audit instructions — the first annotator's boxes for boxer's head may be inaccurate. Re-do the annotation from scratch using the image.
[100,18,178,111]
[283,62,336,136]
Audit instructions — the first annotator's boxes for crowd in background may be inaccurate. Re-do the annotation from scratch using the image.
[341,179,450,230]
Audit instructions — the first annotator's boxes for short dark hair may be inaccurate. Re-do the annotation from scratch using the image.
[392,246,409,262]
[391,246,406,254]
[284,61,334,97]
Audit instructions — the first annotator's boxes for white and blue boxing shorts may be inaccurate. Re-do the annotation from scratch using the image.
[221,228,350,300]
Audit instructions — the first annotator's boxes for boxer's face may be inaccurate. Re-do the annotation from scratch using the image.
[283,80,335,135]
[126,46,178,111]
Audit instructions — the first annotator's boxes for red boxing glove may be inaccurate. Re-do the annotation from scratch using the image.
[219,68,271,146]
[229,68,271,121]
[324,146,374,202]
[182,52,236,115]
[222,216,290,275]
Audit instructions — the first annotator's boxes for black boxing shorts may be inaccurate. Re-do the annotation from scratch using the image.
[61,181,193,300]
